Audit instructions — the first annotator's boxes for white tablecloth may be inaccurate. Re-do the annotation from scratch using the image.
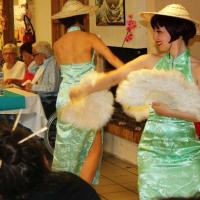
[0,88,47,137]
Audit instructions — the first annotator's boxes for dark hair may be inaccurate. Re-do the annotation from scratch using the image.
[20,42,33,55]
[0,126,48,199]
[58,14,86,28]
[151,15,196,45]
[0,124,100,200]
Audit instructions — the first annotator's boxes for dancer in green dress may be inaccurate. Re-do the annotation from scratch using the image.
[70,4,200,199]
[51,0,123,184]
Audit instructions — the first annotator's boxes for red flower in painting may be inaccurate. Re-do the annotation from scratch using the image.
[122,14,137,47]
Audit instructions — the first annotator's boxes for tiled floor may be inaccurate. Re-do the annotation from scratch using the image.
[94,153,139,200]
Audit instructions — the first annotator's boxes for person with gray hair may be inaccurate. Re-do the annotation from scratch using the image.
[33,41,53,58]
[24,41,60,96]
[2,43,26,87]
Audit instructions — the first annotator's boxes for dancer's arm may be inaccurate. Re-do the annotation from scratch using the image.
[152,102,199,122]
[90,33,124,69]
[70,54,156,100]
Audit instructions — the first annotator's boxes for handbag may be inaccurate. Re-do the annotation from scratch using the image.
[23,15,36,43]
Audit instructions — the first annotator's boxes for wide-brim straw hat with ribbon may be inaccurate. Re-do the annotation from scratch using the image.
[140,4,200,35]
[52,0,97,20]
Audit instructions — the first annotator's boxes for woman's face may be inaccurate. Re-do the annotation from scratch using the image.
[21,51,33,67]
[3,48,17,65]
[153,26,171,52]
[32,50,45,66]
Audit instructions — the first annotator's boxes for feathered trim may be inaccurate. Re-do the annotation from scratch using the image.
[116,69,200,120]
[59,71,114,130]
[123,105,150,122]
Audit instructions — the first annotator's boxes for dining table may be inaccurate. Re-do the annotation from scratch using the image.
[0,87,48,137]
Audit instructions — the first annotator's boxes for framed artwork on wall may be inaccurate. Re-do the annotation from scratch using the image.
[96,0,125,26]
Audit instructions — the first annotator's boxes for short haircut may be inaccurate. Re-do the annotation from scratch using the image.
[20,42,33,55]
[58,14,85,28]
[151,15,196,45]
[32,41,53,58]
[2,43,17,54]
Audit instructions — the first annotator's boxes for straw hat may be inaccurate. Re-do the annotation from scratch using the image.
[52,0,97,20]
[140,4,200,34]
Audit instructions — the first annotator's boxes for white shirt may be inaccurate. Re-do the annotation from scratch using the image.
[3,60,25,81]
[31,56,60,94]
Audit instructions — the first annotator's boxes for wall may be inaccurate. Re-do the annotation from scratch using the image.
[32,0,52,44]
[104,132,138,164]
[89,0,200,58]
[31,0,200,58]
[89,0,147,48]
[32,0,200,55]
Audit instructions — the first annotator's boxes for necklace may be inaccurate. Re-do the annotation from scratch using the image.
[67,26,81,33]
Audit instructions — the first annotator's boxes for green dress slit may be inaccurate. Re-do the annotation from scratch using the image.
[52,26,102,184]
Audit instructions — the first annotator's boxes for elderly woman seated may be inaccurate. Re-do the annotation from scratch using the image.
[2,43,26,87]
[24,41,60,96]
[24,41,60,117]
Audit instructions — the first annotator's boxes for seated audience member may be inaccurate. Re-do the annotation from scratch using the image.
[19,42,38,83]
[0,124,100,200]
[2,43,25,87]
[24,41,60,96]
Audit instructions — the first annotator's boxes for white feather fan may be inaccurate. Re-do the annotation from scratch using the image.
[116,69,200,121]
[59,71,114,130]
[123,104,150,122]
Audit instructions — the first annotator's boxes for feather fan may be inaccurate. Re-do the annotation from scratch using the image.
[59,71,114,130]
[116,69,200,121]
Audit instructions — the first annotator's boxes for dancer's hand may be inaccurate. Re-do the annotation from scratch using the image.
[152,102,170,116]
[69,86,82,102]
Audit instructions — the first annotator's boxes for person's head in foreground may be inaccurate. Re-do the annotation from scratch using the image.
[0,124,100,200]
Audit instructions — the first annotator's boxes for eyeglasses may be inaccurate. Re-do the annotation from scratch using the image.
[32,53,40,57]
